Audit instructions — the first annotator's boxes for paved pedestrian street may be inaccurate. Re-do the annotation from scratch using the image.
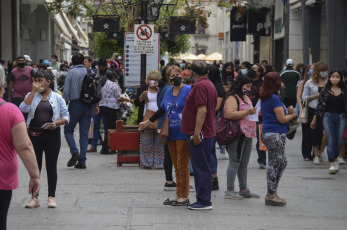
[8,127,347,230]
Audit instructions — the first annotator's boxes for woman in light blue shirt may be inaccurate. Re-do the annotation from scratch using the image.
[20,70,69,209]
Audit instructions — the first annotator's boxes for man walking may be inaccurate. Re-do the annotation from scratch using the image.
[281,59,300,107]
[181,60,217,210]
[63,53,99,169]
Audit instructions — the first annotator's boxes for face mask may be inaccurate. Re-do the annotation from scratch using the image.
[227,76,234,83]
[186,67,191,70]
[99,70,107,75]
[226,71,233,76]
[148,80,157,87]
[33,68,38,72]
[320,71,328,78]
[240,69,248,75]
[308,69,313,75]
[51,59,56,63]
[18,62,25,68]
[170,76,182,86]
[242,89,250,95]
[38,87,45,93]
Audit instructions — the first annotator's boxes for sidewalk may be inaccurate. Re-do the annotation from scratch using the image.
[8,127,347,230]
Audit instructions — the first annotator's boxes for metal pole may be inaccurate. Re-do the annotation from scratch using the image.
[140,0,147,88]
[283,0,290,61]
[301,0,309,66]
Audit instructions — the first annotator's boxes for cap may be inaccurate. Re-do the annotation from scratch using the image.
[286,59,294,66]
[43,60,50,66]
[24,55,32,62]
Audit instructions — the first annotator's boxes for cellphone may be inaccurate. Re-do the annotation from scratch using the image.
[41,123,54,129]
[190,132,204,143]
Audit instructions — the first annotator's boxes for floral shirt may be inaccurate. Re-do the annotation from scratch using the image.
[236,95,256,138]
[99,79,122,109]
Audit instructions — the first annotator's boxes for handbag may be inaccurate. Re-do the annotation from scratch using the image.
[215,94,241,146]
[297,97,308,123]
[286,119,300,140]
[157,87,183,146]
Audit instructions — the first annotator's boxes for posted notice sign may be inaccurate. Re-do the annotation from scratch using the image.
[134,24,154,54]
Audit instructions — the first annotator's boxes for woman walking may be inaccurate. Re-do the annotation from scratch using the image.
[19,70,69,208]
[138,70,165,169]
[260,72,296,206]
[139,65,191,206]
[311,70,347,174]
[302,62,328,164]
[223,75,259,200]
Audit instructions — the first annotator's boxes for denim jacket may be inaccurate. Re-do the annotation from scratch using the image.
[314,88,347,119]
[19,90,70,126]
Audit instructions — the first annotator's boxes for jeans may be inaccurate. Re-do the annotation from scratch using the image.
[0,190,12,230]
[167,140,190,198]
[226,135,252,191]
[256,122,266,165]
[99,106,117,151]
[90,107,107,148]
[188,136,214,206]
[64,101,92,165]
[29,128,60,197]
[210,137,218,175]
[323,112,346,162]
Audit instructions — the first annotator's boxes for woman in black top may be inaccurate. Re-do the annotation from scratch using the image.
[311,70,347,174]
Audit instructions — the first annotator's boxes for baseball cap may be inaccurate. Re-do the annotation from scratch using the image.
[286,59,294,66]
[43,60,50,66]
[24,55,32,62]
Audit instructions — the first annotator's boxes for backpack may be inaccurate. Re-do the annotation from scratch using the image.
[215,94,242,146]
[80,69,101,104]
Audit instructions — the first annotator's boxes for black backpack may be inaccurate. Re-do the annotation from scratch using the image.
[80,69,101,104]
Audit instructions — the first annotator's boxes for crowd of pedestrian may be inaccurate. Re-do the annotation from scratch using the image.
[1,52,347,229]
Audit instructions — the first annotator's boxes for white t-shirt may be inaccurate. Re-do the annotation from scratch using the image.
[143,91,158,115]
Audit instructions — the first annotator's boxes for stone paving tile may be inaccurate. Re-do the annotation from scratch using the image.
[7,126,347,230]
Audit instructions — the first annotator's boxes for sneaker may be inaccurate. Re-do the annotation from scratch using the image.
[258,163,267,169]
[304,158,311,161]
[47,197,57,208]
[100,148,115,154]
[212,177,219,191]
[25,197,40,208]
[74,163,86,169]
[329,165,336,174]
[313,157,320,165]
[220,146,226,153]
[164,181,176,191]
[87,146,97,152]
[187,202,213,210]
[224,190,243,200]
[239,189,260,199]
[67,153,81,167]
[338,157,346,164]
[189,185,195,192]
[218,152,229,160]
[318,151,328,162]
[334,160,339,172]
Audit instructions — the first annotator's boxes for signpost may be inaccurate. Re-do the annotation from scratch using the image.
[134,24,154,54]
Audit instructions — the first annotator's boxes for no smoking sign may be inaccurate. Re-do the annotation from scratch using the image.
[134,24,154,54]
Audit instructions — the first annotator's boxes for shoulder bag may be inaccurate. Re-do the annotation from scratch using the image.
[158,87,183,146]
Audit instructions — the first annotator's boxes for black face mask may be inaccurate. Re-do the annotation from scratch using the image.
[99,70,107,75]
[170,76,182,86]
[226,71,233,76]
[247,69,257,79]
[18,62,25,68]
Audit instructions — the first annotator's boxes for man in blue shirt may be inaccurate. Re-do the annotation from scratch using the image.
[63,53,99,169]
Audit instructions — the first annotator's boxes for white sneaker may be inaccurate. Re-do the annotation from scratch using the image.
[329,165,336,174]
[334,160,339,172]
[47,197,57,208]
[25,197,40,208]
[318,151,328,162]
[338,157,346,164]
[313,157,320,165]
[218,152,229,160]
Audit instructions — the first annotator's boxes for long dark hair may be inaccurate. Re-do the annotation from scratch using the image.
[221,62,234,84]
[260,72,282,101]
[207,64,221,84]
[228,74,252,100]
[325,69,345,92]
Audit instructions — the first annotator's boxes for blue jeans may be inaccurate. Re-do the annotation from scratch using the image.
[210,137,217,175]
[256,122,266,165]
[323,112,346,163]
[188,136,214,206]
[90,108,107,148]
[64,101,92,165]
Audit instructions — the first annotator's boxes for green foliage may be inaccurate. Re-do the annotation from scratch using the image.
[93,32,124,59]
[125,106,138,125]
[161,34,190,56]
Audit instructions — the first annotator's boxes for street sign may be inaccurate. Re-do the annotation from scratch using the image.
[169,17,196,34]
[93,16,120,33]
[230,8,247,41]
[124,33,160,87]
[106,30,124,40]
[134,24,154,54]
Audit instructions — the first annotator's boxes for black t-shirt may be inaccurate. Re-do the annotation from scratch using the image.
[249,78,263,107]
[325,93,345,113]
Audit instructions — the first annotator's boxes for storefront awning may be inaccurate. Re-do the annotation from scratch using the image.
[53,14,72,39]
[61,12,82,44]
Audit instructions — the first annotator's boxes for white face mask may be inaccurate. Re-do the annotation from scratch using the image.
[320,71,328,78]
[38,87,45,93]
[148,80,157,87]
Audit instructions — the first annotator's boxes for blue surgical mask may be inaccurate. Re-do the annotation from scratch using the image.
[241,69,248,75]
[51,59,56,63]
[309,69,313,75]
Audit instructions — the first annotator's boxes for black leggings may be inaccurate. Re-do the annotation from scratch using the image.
[100,106,118,151]
[164,144,173,181]
[0,190,12,230]
[29,128,61,197]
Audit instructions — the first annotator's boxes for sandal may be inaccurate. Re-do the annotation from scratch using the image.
[171,199,190,206]
[163,198,176,205]
[265,194,286,207]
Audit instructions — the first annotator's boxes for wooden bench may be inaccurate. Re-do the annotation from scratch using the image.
[109,120,140,166]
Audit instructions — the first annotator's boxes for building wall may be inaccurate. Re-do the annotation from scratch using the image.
[288,9,303,64]
[0,0,15,61]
